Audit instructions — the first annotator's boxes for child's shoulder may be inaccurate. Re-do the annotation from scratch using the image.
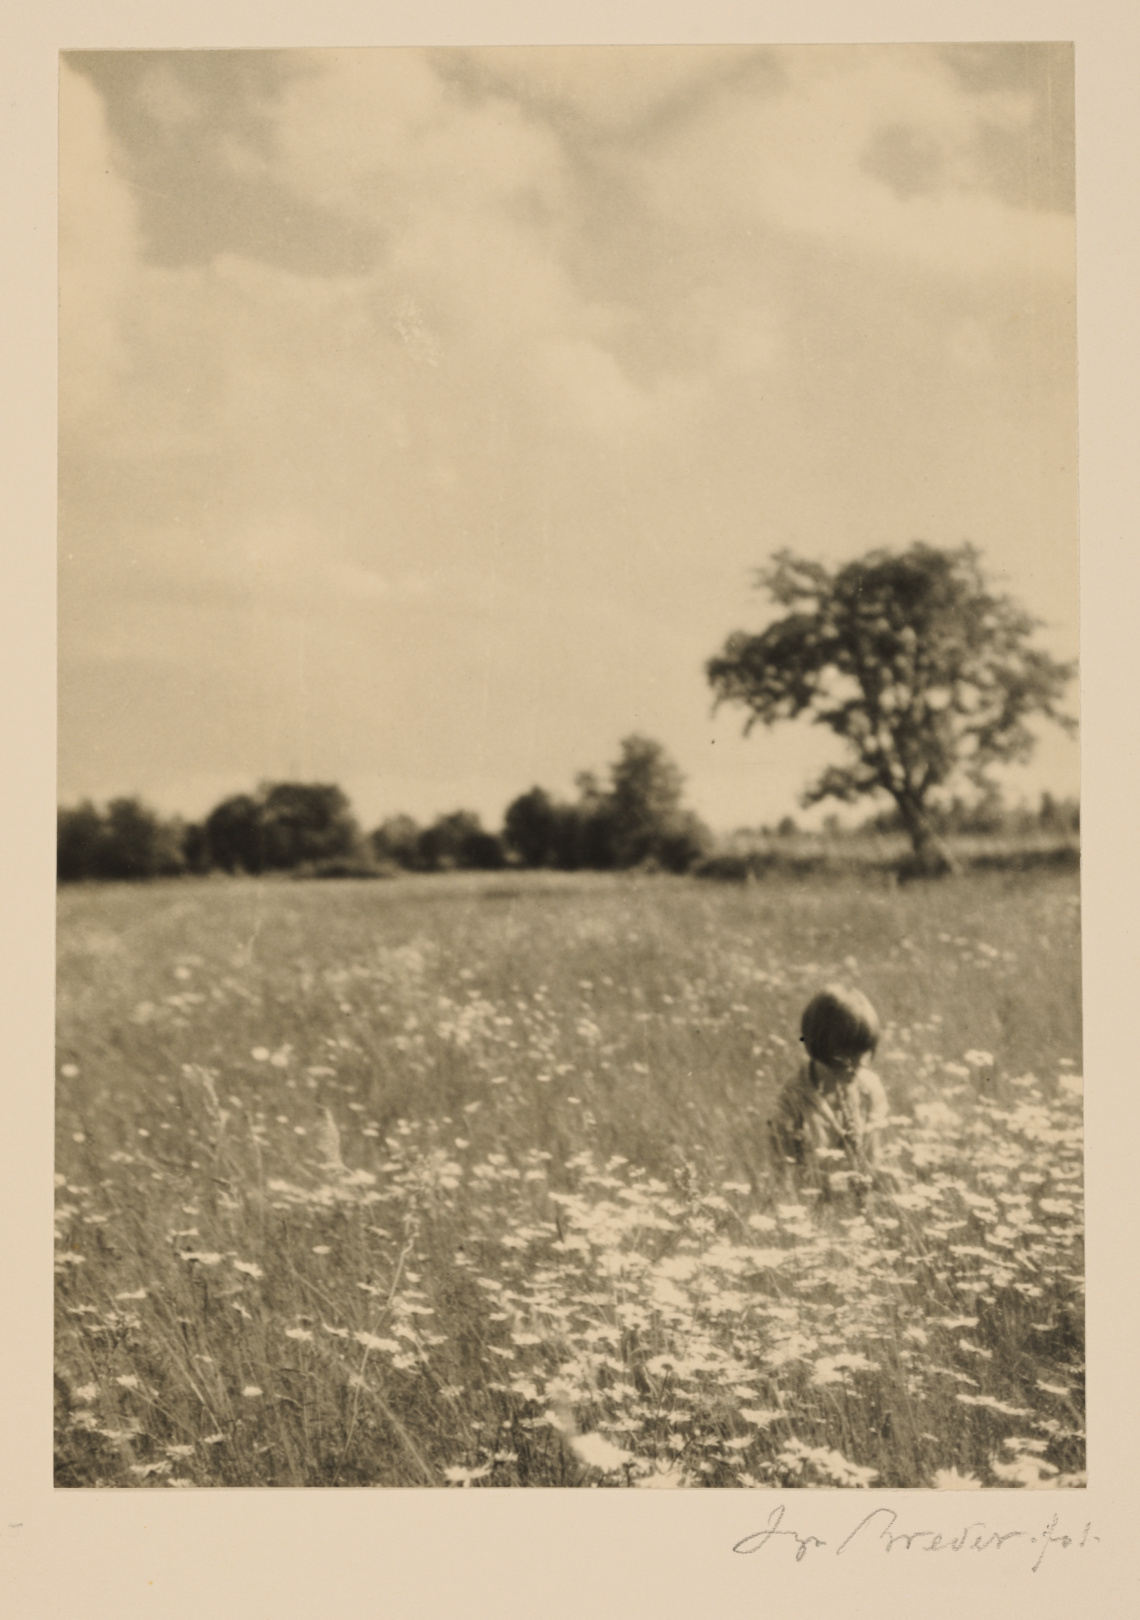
[855,1067,890,1119]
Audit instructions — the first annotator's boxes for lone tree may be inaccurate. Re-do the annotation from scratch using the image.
[707,543,1075,874]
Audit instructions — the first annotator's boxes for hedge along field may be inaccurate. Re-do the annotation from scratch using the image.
[54,867,1084,1489]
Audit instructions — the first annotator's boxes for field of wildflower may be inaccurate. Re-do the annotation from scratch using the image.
[54,867,1084,1490]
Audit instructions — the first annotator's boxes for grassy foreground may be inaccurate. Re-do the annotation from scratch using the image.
[55,867,1084,1489]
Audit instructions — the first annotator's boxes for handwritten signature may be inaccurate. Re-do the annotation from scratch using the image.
[733,1504,1098,1574]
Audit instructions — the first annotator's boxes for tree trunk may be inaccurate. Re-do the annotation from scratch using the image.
[895,795,961,878]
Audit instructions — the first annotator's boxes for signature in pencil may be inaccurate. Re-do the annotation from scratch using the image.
[733,1504,1098,1573]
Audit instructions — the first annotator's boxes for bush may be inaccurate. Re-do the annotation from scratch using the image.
[370,815,422,870]
[291,856,396,881]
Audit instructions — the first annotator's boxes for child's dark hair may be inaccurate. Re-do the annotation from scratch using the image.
[800,986,880,1064]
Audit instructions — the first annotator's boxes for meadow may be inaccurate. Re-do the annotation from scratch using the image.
[54,866,1084,1489]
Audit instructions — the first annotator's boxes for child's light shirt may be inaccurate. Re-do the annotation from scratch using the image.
[769,1061,890,1171]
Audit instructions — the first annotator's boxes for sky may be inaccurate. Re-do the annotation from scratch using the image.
[58,43,1078,835]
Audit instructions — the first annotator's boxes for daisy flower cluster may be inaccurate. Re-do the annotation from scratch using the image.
[54,868,1083,1488]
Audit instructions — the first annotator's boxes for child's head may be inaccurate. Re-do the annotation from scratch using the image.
[800,986,880,1068]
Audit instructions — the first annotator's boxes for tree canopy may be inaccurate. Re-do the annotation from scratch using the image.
[606,734,710,871]
[502,737,710,873]
[707,543,1075,872]
[204,783,362,874]
[57,797,186,882]
[503,788,561,869]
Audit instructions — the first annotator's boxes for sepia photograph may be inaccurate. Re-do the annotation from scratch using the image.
[54,43,1083,1493]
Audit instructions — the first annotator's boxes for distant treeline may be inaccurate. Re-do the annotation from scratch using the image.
[754,789,1079,845]
[853,788,1078,841]
[57,735,713,883]
[695,791,1079,881]
[57,736,1079,886]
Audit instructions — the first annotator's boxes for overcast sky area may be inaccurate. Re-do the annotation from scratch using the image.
[59,44,1077,835]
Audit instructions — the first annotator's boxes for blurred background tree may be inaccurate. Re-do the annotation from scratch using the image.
[370,814,422,870]
[204,793,265,874]
[258,782,363,870]
[415,810,506,872]
[503,787,560,868]
[501,738,709,873]
[57,797,186,881]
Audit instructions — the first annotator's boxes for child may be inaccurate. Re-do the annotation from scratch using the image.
[768,986,890,1189]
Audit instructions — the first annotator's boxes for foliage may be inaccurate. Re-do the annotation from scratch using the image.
[57,798,186,882]
[861,787,1080,842]
[203,783,363,875]
[416,811,506,872]
[203,794,266,875]
[565,772,619,869]
[708,544,1075,873]
[370,815,423,870]
[503,738,711,873]
[57,802,106,883]
[258,783,363,870]
[55,868,1082,1488]
[606,734,711,871]
[503,788,560,868]
[180,822,213,876]
[291,855,393,881]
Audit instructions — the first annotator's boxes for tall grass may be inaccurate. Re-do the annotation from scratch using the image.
[54,867,1083,1488]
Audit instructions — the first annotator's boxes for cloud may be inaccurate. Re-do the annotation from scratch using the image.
[534,335,654,433]
[258,52,675,434]
[630,46,1073,281]
[135,60,204,129]
[438,45,779,135]
[61,49,786,473]
[59,62,140,422]
[269,50,567,228]
[58,49,1077,827]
